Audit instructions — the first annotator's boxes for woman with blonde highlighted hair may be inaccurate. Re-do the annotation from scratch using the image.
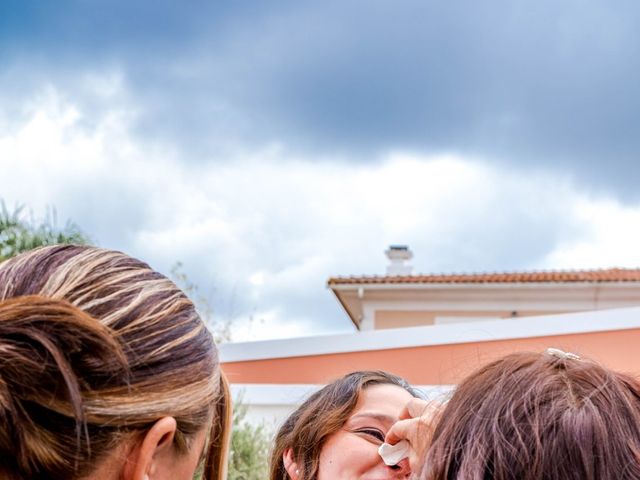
[0,245,231,480]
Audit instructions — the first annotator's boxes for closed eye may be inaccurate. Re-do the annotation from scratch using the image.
[356,428,385,442]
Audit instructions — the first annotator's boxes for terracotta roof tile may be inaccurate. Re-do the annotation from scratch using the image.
[327,268,640,286]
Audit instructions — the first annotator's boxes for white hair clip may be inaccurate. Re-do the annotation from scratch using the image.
[546,347,580,360]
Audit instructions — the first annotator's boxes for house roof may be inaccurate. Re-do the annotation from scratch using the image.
[327,268,640,286]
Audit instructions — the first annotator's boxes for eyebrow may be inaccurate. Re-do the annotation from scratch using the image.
[349,412,397,424]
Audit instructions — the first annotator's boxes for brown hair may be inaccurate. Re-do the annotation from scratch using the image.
[0,245,231,480]
[420,351,640,480]
[269,370,419,480]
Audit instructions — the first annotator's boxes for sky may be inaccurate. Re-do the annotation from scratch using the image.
[2,0,640,341]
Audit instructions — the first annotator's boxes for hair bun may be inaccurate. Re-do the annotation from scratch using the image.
[0,295,127,478]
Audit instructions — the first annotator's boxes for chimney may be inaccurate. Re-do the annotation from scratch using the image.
[385,245,413,276]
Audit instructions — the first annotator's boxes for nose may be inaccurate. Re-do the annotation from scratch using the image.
[390,457,412,477]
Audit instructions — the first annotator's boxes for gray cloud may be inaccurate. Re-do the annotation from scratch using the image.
[0,90,634,340]
[4,1,640,340]
[2,0,640,196]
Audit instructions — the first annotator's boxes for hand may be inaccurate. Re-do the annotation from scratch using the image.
[385,398,440,471]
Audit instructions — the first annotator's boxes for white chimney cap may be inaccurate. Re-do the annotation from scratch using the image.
[385,245,413,275]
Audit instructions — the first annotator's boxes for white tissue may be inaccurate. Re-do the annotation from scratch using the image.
[378,440,410,466]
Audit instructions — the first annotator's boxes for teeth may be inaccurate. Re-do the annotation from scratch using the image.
[378,440,410,466]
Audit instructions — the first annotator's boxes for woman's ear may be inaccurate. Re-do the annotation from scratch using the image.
[283,448,300,480]
[124,416,178,480]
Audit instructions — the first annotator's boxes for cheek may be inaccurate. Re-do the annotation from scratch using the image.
[181,431,209,476]
[318,433,382,477]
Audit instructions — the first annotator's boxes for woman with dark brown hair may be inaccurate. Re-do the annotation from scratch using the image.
[0,245,232,480]
[387,349,640,480]
[269,370,421,480]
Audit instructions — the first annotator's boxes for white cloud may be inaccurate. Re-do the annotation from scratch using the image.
[541,197,640,269]
[3,84,640,341]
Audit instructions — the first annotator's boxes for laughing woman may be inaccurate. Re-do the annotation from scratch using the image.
[270,370,420,480]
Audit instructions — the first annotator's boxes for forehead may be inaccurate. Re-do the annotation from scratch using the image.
[351,383,414,418]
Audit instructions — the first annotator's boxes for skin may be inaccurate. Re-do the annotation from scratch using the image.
[286,384,414,480]
[86,417,208,480]
[385,398,441,472]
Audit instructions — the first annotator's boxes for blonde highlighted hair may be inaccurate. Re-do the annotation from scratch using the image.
[0,245,231,479]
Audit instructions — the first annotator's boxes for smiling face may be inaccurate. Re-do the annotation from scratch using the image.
[317,384,414,480]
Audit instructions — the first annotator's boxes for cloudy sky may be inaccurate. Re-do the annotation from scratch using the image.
[2,1,640,341]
